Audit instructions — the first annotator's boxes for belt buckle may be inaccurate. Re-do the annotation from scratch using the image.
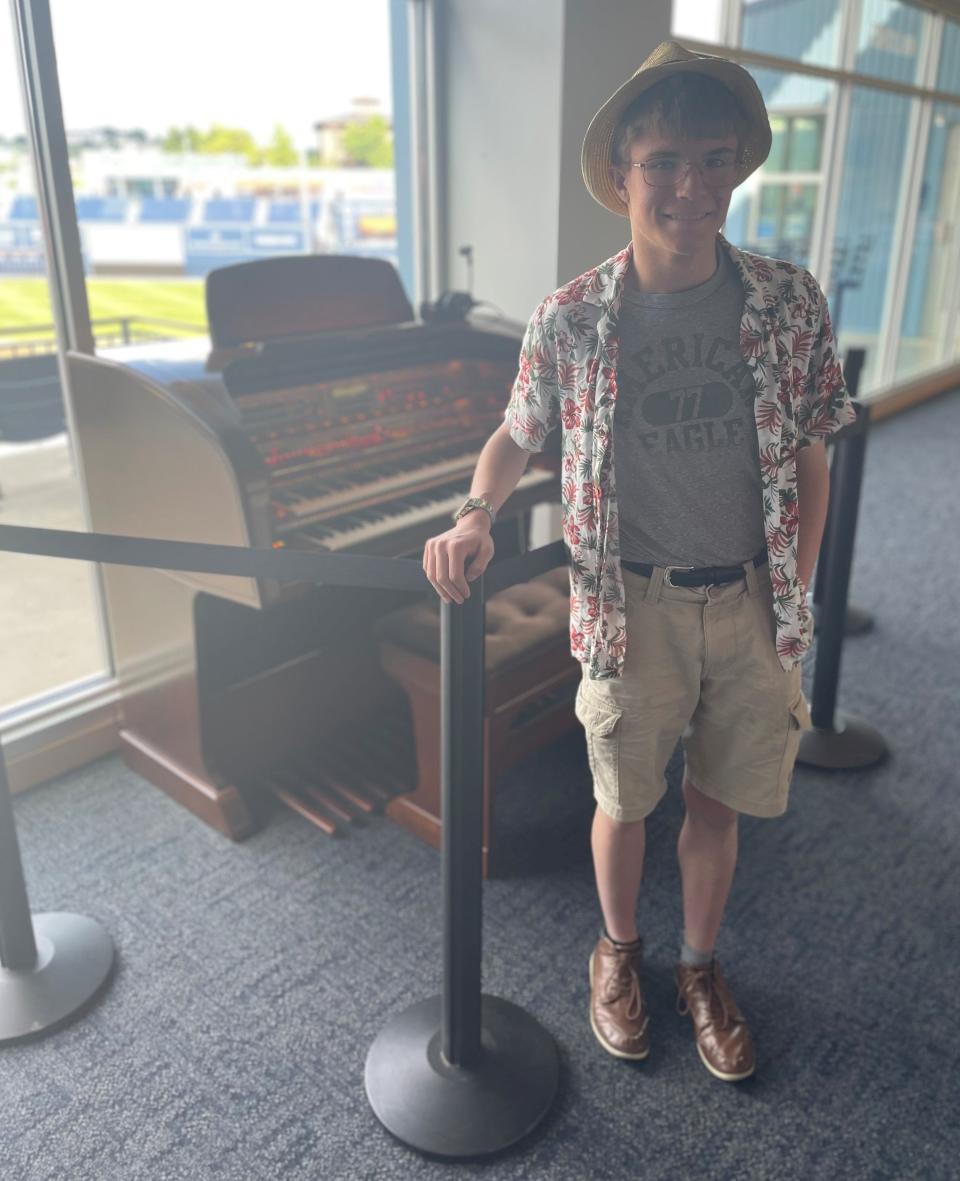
[664,565,695,588]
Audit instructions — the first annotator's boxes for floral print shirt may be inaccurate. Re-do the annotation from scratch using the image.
[503,232,856,678]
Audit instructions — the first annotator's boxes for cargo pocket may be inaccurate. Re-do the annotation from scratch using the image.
[575,683,624,806]
[789,690,812,731]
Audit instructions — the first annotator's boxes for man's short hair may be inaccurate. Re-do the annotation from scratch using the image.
[611,74,748,167]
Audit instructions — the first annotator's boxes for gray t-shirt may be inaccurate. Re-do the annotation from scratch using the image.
[613,242,766,568]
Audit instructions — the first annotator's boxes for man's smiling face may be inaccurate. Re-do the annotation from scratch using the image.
[611,131,740,263]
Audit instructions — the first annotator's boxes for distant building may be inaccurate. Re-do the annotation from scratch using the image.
[313,97,389,166]
[65,127,150,152]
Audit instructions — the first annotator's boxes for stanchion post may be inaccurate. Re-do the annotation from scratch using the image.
[813,348,867,620]
[810,400,869,729]
[813,444,839,611]
[798,377,888,769]
[440,577,484,1066]
[0,741,114,1042]
[0,745,39,971]
[365,568,559,1158]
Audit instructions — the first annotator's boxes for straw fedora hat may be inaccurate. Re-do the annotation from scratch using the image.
[581,40,772,217]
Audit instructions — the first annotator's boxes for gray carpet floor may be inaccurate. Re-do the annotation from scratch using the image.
[3,391,959,1181]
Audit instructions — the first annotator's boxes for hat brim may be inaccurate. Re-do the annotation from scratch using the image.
[582,54,772,217]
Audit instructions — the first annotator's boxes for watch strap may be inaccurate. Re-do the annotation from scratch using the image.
[453,496,496,526]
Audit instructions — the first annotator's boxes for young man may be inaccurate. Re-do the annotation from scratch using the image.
[422,41,855,1082]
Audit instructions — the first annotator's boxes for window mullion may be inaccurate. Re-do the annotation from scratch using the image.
[877,14,944,383]
[722,0,743,48]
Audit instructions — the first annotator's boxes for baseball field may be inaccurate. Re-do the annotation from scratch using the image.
[0,276,208,346]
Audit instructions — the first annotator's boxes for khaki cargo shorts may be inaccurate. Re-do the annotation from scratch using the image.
[574,558,812,822]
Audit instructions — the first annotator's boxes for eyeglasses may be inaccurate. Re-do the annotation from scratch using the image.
[629,156,740,188]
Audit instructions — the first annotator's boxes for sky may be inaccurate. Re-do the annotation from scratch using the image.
[0,0,393,148]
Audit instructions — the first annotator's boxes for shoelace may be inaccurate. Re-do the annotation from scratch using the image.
[676,962,735,1030]
[603,962,644,1020]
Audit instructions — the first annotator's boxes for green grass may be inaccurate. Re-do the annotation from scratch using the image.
[0,277,208,344]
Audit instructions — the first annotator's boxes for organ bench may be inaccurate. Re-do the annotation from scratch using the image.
[375,565,578,878]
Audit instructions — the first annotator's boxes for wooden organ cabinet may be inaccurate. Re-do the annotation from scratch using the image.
[66,256,563,844]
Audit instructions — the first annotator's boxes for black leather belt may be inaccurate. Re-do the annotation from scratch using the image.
[621,548,768,588]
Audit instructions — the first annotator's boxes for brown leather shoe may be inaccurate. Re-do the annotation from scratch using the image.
[675,957,756,1081]
[588,935,650,1060]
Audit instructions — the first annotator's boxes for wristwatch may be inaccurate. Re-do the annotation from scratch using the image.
[452,495,496,526]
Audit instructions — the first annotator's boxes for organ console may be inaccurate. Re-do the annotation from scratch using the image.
[66,256,559,839]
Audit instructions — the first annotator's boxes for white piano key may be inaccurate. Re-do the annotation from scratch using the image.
[304,467,555,552]
[273,448,484,523]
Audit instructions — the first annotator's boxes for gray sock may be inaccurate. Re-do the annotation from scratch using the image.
[680,934,714,967]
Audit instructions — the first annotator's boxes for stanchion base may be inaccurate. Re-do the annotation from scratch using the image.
[797,713,889,770]
[843,604,874,635]
[0,912,114,1043]
[811,601,874,636]
[365,993,559,1158]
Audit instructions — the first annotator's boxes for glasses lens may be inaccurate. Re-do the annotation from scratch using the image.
[643,160,737,187]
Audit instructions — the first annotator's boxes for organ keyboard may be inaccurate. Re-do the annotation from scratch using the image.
[289,467,554,554]
[65,255,560,839]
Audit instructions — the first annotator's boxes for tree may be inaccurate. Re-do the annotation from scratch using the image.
[158,122,311,166]
[340,115,393,168]
[199,124,261,163]
[162,126,205,153]
[160,124,259,163]
[262,124,299,167]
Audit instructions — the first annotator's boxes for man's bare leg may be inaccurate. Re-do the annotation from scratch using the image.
[591,806,646,942]
[677,773,739,953]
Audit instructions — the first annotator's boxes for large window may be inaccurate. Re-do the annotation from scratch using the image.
[741,0,843,70]
[938,14,960,95]
[0,1,397,719]
[854,0,929,86]
[895,98,960,378]
[724,71,835,271]
[0,23,108,714]
[673,0,960,396]
[831,86,918,391]
[47,0,397,350]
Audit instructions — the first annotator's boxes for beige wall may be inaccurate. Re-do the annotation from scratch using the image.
[441,0,672,321]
